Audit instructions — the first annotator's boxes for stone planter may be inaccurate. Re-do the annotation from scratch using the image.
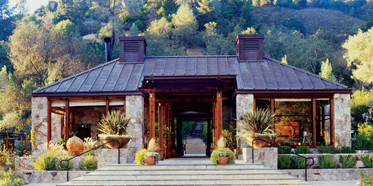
[101,137,131,149]
[217,156,228,165]
[244,136,272,148]
[143,155,156,165]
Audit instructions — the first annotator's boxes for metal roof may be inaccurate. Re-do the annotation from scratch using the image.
[33,55,350,95]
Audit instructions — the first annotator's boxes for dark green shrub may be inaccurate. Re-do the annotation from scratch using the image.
[295,146,311,154]
[291,156,306,169]
[278,155,291,169]
[336,146,355,153]
[318,155,337,169]
[278,146,291,154]
[339,155,356,168]
[361,155,373,168]
[317,145,335,153]
[354,134,373,150]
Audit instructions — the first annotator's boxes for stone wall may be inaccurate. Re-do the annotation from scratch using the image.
[97,149,128,169]
[243,147,278,169]
[125,95,144,163]
[71,106,106,141]
[283,168,372,181]
[32,97,48,157]
[236,94,254,148]
[334,94,351,147]
[51,113,61,143]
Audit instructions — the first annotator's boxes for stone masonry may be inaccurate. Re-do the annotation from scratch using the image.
[334,93,351,147]
[236,94,254,148]
[32,97,48,157]
[243,147,278,169]
[125,95,145,162]
[51,113,61,143]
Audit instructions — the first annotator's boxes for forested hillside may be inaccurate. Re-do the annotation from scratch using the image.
[1,0,373,132]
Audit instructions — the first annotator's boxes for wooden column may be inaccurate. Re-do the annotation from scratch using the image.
[47,98,52,146]
[149,93,155,139]
[212,101,216,148]
[206,120,211,156]
[271,97,275,146]
[123,97,126,115]
[60,115,64,139]
[312,97,317,148]
[24,133,27,151]
[216,92,223,140]
[330,95,335,146]
[166,103,172,158]
[65,98,70,142]
[158,103,164,159]
[106,97,109,116]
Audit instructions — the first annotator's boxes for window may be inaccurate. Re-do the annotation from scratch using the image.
[316,98,331,146]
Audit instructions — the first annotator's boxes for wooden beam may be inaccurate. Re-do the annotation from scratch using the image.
[49,96,126,101]
[158,103,164,160]
[106,97,109,116]
[149,93,155,139]
[47,98,52,146]
[65,98,70,142]
[140,86,234,93]
[313,97,317,148]
[156,97,228,103]
[331,95,335,147]
[60,115,64,139]
[216,92,223,141]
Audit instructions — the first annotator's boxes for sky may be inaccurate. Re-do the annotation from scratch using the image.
[9,0,51,14]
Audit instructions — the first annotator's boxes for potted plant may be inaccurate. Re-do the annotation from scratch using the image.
[238,108,276,148]
[211,137,235,165]
[135,138,161,165]
[97,110,132,149]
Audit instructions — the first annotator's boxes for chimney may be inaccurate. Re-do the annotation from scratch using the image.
[235,34,264,61]
[119,36,147,62]
[104,37,111,62]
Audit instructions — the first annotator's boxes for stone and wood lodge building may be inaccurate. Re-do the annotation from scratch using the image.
[31,34,351,161]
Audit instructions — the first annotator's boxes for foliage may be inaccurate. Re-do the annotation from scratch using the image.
[217,137,226,149]
[318,155,337,169]
[145,151,161,163]
[358,122,373,137]
[0,166,28,186]
[358,170,373,186]
[278,146,291,154]
[278,18,306,34]
[319,59,336,81]
[33,152,57,171]
[294,146,311,154]
[80,154,97,171]
[210,148,236,164]
[135,149,148,165]
[30,129,35,147]
[0,144,11,165]
[317,145,335,154]
[361,155,373,168]
[238,108,276,137]
[343,29,373,84]
[292,156,306,169]
[83,137,97,151]
[354,134,373,150]
[336,146,355,154]
[278,155,292,169]
[351,90,373,122]
[97,110,130,135]
[58,154,72,171]
[15,140,27,157]
[222,124,236,149]
[147,138,160,152]
[339,155,356,168]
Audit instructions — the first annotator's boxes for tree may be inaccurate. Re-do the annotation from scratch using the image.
[129,23,139,36]
[157,0,178,21]
[146,17,173,36]
[172,3,197,47]
[343,29,373,84]
[319,59,336,81]
[16,0,28,16]
[196,0,215,31]
[282,55,288,64]
[0,0,13,19]
[0,41,12,72]
[351,88,373,122]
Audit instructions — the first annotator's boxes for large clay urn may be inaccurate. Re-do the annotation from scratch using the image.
[143,155,156,165]
[244,136,272,148]
[217,156,228,165]
[66,136,84,155]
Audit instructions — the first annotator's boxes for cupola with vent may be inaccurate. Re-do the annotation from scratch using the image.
[119,36,147,62]
[235,34,264,61]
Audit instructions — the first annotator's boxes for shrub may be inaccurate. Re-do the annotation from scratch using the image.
[295,146,311,154]
[318,155,337,169]
[339,155,356,168]
[58,154,73,171]
[354,134,373,150]
[358,170,373,185]
[33,152,57,171]
[80,155,97,171]
[336,146,355,153]
[291,156,306,169]
[135,149,148,165]
[278,146,291,154]
[317,145,335,153]
[358,122,373,137]
[278,155,291,169]
[211,148,236,164]
[0,166,28,186]
[15,141,27,157]
[0,144,11,166]
[361,155,373,168]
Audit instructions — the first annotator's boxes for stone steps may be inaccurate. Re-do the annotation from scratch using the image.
[57,162,312,186]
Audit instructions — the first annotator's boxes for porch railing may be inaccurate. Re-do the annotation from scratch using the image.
[251,138,314,181]
[0,131,28,151]
[59,140,120,182]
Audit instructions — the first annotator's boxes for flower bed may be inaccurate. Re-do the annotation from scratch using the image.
[283,168,373,181]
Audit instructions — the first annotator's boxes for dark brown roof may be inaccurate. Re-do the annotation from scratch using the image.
[33,55,350,96]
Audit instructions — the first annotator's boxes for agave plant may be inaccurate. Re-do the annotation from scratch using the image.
[97,110,130,135]
[147,138,161,152]
[238,108,276,137]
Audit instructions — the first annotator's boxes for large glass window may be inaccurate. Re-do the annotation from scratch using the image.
[274,98,313,146]
[316,98,331,146]
[256,98,270,111]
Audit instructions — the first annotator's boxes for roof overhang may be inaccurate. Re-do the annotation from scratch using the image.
[31,91,143,97]
[235,89,352,94]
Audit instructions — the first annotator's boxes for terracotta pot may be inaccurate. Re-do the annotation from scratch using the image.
[101,137,131,149]
[244,136,272,148]
[66,136,84,154]
[217,156,228,165]
[143,155,156,165]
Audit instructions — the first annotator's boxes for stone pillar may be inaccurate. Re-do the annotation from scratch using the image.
[51,113,61,143]
[243,147,278,169]
[334,93,351,147]
[126,95,144,162]
[236,94,254,148]
[31,97,48,157]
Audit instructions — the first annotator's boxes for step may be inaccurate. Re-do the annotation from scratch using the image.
[89,169,279,175]
[102,163,266,170]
